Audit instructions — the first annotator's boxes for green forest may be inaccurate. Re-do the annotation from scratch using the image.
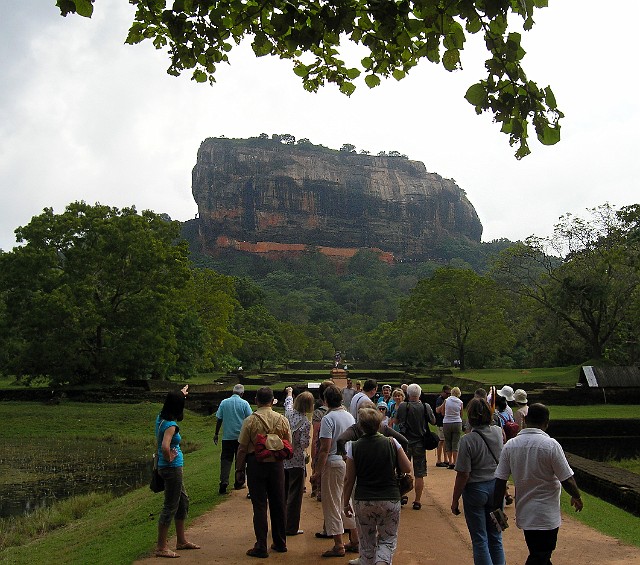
[1,201,638,386]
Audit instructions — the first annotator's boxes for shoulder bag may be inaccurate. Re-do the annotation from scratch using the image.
[388,437,414,495]
[150,419,165,493]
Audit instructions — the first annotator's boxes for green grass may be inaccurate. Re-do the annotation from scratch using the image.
[549,405,640,419]
[0,402,223,564]
[560,489,640,548]
[460,366,582,387]
[608,457,640,475]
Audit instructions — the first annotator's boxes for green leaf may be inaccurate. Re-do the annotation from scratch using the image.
[192,69,208,83]
[293,64,308,77]
[346,67,361,80]
[365,74,381,88]
[464,83,486,106]
[73,0,93,17]
[392,69,406,81]
[537,123,561,146]
[339,82,356,96]
[361,56,373,69]
[544,86,557,109]
[442,49,460,71]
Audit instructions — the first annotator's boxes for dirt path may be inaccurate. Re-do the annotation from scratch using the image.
[135,461,640,564]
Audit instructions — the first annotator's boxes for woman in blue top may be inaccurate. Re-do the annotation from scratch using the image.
[155,385,201,558]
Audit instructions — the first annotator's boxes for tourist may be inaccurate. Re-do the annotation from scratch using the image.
[342,377,356,410]
[349,379,378,420]
[494,403,583,564]
[213,383,252,494]
[154,385,201,558]
[388,388,406,432]
[495,386,515,419]
[513,389,529,430]
[437,386,463,469]
[395,383,435,509]
[283,387,314,536]
[434,385,452,467]
[344,406,412,565]
[451,398,505,565]
[235,387,292,558]
[310,385,359,557]
[311,380,334,501]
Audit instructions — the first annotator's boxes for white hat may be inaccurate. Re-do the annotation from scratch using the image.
[496,385,515,401]
[513,389,528,404]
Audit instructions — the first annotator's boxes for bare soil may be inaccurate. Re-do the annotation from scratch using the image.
[135,460,640,565]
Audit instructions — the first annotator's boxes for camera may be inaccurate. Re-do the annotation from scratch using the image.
[490,508,509,532]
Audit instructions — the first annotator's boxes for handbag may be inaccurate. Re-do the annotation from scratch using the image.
[150,420,165,493]
[389,438,414,495]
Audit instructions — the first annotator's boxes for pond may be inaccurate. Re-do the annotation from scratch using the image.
[0,437,152,519]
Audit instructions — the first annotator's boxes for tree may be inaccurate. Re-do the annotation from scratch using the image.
[340,143,356,153]
[0,202,192,384]
[492,204,640,361]
[177,268,240,371]
[56,0,560,158]
[400,267,514,369]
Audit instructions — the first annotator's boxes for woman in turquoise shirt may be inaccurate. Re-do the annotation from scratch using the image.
[155,385,201,558]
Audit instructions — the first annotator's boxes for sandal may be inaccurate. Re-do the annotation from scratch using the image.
[155,549,180,558]
[176,542,200,550]
[412,501,422,510]
[344,543,359,553]
[322,547,346,558]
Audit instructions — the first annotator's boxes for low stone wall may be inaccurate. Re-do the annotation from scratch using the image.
[566,453,640,516]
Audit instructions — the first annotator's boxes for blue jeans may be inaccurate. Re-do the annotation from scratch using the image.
[462,480,505,565]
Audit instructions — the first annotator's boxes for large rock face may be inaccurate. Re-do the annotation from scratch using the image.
[191,137,482,260]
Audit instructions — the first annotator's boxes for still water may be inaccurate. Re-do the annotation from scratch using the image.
[0,438,152,518]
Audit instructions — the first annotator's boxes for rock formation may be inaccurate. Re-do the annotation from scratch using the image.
[190,137,482,261]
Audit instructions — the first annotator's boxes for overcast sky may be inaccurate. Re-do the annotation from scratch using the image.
[1,1,638,252]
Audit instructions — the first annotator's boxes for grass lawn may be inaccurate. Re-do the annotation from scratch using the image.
[608,457,640,475]
[560,489,640,548]
[461,365,582,387]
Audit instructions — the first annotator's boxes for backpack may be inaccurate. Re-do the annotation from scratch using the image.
[252,413,294,462]
[498,412,520,441]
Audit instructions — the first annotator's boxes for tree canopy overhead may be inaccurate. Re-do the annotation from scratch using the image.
[55,0,560,158]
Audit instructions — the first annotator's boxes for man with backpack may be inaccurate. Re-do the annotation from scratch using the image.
[236,387,292,558]
[395,383,436,510]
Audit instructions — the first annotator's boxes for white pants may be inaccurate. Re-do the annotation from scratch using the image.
[321,458,356,536]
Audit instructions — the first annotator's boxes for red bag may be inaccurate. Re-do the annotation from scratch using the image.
[252,413,294,462]
[498,413,520,441]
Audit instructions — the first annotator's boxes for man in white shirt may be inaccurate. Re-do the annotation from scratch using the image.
[493,403,583,565]
[349,379,377,420]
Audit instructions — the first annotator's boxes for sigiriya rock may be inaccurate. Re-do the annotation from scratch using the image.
[188,136,483,262]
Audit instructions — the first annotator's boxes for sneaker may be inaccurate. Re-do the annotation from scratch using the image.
[436,462,449,468]
[448,464,456,469]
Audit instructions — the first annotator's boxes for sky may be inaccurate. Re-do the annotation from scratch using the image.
[0,1,638,252]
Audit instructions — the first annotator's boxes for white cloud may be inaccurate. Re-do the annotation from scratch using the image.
[0,0,638,251]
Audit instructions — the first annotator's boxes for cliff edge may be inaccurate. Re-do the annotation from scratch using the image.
[190,137,482,261]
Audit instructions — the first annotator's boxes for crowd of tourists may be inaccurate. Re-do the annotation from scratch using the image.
[152,376,583,564]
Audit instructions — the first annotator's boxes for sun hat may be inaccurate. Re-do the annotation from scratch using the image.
[513,389,528,404]
[496,385,515,401]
